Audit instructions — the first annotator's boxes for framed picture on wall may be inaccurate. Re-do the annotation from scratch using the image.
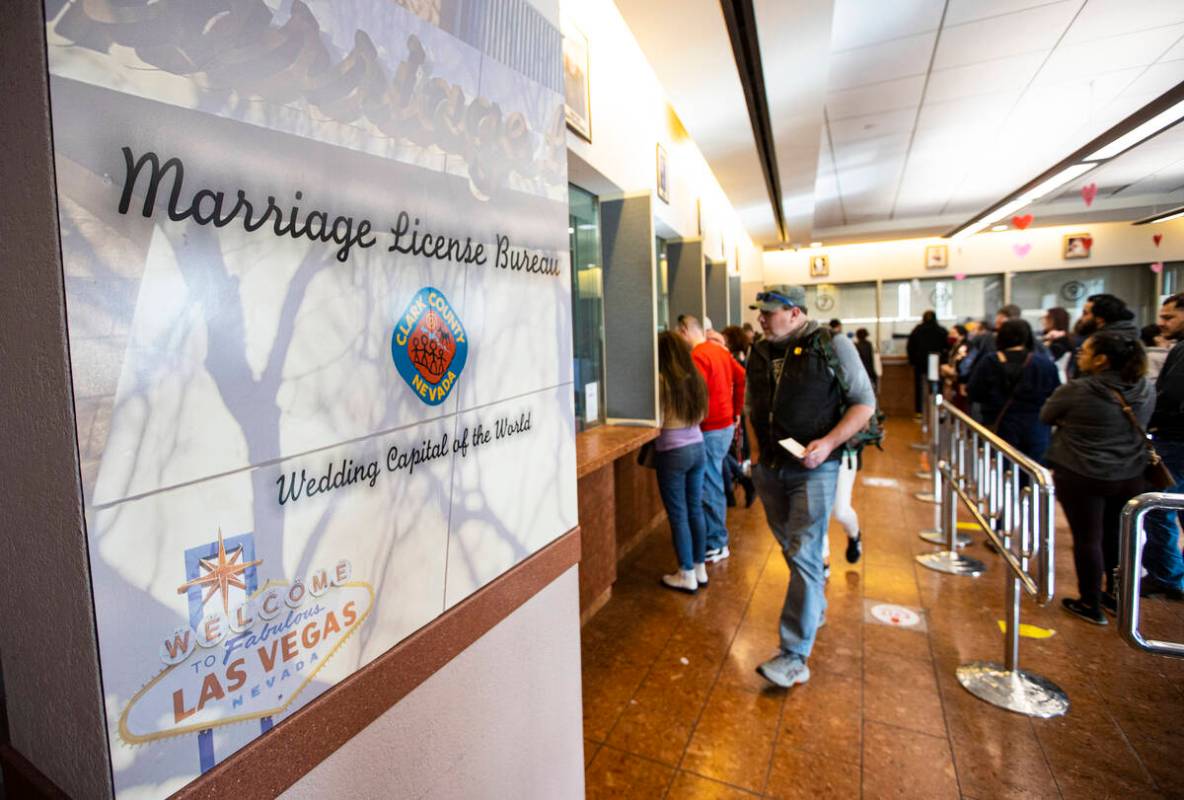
[1063,232,1093,260]
[925,244,948,269]
[656,144,669,203]
[562,23,592,142]
[809,254,829,277]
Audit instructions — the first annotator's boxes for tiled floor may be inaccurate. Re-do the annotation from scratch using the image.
[581,418,1184,799]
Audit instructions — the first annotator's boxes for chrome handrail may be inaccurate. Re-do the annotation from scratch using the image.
[1118,493,1184,659]
[917,392,1068,717]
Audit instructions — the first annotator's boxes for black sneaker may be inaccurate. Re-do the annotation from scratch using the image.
[741,476,756,508]
[1062,597,1107,626]
[1099,591,1117,617]
[845,533,862,564]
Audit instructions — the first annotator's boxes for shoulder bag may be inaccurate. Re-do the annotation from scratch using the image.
[1109,388,1175,490]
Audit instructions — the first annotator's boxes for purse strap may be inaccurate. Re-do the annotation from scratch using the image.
[1107,387,1161,463]
[990,352,1032,431]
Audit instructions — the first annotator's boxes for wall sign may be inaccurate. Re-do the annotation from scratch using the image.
[44,1,575,797]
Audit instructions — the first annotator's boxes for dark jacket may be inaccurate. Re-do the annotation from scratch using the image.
[1040,371,1154,480]
[907,321,948,369]
[1151,341,1184,441]
[968,350,1060,461]
[854,339,876,385]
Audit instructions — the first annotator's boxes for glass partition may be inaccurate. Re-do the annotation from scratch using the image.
[569,184,605,431]
[878,275,1003,356]
[1010,264,1155,332]
[1159,261,1184,302]
[804,282,878,340]
[655,236,670,332]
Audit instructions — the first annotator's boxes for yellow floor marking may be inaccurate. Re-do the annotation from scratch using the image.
[997,621,1056,638]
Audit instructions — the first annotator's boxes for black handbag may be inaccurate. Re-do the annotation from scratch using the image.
[1110,388,1176,490]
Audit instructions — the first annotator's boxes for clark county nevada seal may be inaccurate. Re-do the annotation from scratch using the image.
[392,287,468,406]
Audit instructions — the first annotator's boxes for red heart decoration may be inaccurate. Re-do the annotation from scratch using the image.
[1012,214,1033,230]
[1154,234,1163,247]
[1081,236,1093,250]
[1081,183,1097,206]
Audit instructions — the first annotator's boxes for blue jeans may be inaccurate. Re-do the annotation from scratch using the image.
[655,442,707,570]
[753,460,839,659]
[702,425,734,551]
[1143,439,1184,589]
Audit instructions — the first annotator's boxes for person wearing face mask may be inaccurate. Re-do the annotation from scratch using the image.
[1040,331,1154,625]
[745,285,875,689]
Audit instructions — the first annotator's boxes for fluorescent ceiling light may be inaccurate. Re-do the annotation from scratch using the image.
[1019,163,1096,202]
[1084,98,1184,161]
[1132,204,1184,225]
[950,197,1031,241]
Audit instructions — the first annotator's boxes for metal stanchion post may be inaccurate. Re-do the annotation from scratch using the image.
[914,379,941,503]
[1118,494,1184,658]
[957,487,1069,717]
[917,395,985,576]
[920,394,970,546]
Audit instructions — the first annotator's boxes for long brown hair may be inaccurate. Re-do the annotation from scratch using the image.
[658,331,708,424]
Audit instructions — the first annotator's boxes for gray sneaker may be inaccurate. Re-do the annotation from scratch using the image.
[705,545,730,563]
[756,652,810,689]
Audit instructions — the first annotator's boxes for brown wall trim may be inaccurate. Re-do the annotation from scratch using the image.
[164,527,581,800]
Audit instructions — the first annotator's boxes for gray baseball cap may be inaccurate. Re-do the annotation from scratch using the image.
[750,284,807,312]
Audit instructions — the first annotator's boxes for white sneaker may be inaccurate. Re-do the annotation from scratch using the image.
[661,569,698,594]
[694,563,708,586]
[705,545,730,564]
[757,652,810,689]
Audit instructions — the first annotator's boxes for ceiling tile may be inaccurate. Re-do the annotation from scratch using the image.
[933,2,1081,71]
[1036,24,1184,86]
[943,0,1077,28]
[828,108,919,144]
[829,0,945,51]
[925,52,1044,103]
[828,32,936,91]
[1061,0,1184,45]
[826,75,926,119]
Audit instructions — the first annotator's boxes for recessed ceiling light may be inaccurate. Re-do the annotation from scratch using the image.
[1084,98,1184,161]
[810,241,822,248]
[1133,204,1184,225]
[991,225,1008,232]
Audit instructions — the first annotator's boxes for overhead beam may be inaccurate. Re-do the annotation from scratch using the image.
[720,0,786,243]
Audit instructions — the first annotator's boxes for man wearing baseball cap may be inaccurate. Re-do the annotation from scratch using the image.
[746,284,875,689]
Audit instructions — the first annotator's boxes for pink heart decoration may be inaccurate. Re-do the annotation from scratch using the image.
[1154,234,1163,247]
[1012,243,1031,258]
[1012,214,1034,230]
[1081,183,1098,206]
[1152,262,1164,273]
[954,272,967,281]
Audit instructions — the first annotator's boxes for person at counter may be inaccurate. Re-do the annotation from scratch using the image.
[906,310,948,419]
[745,285,875,689]
[654,332,710,594]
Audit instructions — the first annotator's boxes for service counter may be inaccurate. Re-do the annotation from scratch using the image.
[575,425,663,622]
[878,355,916,417]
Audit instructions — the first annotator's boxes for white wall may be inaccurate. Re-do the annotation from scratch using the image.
[763,218,1184,286]
[282,567,585,800]
[561,0,763,282]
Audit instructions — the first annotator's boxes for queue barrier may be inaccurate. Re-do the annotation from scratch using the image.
[1118,493,1184,659]
[916,392,1069,718]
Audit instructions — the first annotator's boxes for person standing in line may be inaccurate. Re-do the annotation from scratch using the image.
[746,285,875,688]
[1066,293,1138,379]
[966,319,1059,463]
[1142,293,1184,600]
[1040,331,1153,624]
[722,325,756,508]
[829,318,843,336]
[654,332,710,593]
[853,328,878,393]
[677,315,746,564]
[906,310,948,419]
[1141,324,1170,381]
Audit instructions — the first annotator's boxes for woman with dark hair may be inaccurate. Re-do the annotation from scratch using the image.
[967,319,1059,461]
[655,331,710,592]
[1040,331,1153,624]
